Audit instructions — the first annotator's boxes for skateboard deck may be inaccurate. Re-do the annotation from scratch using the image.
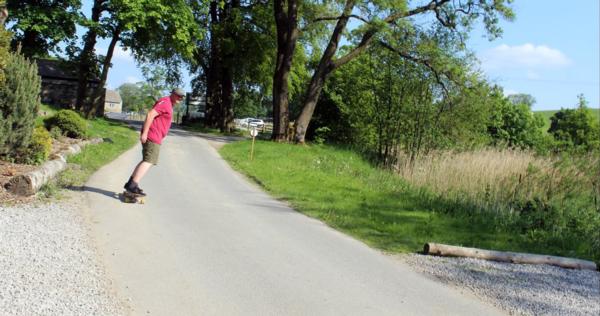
[121,191,145,204]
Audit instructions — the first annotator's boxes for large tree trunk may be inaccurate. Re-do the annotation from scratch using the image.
[88,25,121,118]
[271,0,298,142]
[294,0,355,144]
[218,0,239,133]
[424,243,598,271]
[76,0,105,115]
[220,65,234,132]
[205,0,222,128]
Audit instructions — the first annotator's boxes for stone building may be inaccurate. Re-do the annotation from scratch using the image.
[104,89,122,113]
[36,59,103,109]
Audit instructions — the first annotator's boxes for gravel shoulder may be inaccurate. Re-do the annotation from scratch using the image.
[0,192,128,316]
[396,253,600,316]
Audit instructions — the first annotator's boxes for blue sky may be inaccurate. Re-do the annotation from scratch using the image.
[97,1,599,111]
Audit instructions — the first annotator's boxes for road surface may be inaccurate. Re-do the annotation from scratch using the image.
[83,127,504,315]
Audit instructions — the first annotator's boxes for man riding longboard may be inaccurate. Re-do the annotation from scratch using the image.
[122,88,185,200]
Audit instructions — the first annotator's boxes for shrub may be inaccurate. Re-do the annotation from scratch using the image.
[20,126,52,164]
[44,109,89,139]
[49,126,63,139]
[0,50,41,159]
[548,106,600,151]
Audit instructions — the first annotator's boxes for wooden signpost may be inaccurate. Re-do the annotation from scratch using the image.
[250,126,258,161]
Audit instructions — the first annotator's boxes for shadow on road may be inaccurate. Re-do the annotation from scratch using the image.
[69,185,121,201]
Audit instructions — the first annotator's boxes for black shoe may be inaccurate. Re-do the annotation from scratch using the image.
[127,185,146,196]
[125,180,147,196]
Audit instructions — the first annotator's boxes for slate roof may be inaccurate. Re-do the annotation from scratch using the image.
[105,89,122,103]
[35,59,100,82]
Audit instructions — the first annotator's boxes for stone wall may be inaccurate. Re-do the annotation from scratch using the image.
[40,78,103,109]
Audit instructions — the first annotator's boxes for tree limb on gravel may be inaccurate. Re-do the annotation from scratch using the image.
[424,242,598,271]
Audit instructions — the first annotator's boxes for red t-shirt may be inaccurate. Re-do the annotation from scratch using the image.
[147,96,173,144]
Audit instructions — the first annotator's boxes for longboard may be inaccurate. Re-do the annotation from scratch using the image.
[120,191,145,204]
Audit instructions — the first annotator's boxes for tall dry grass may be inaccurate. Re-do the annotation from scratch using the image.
[395,148,599,213]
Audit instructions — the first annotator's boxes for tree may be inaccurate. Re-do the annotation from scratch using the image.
[5,0,81,59]
[548,95,600,151]
[76,0,202,118]
[272,0,299,140]
[275,0,514,143]
[507,93,536,108]
[116,82,144,112]
[487,90,545,149]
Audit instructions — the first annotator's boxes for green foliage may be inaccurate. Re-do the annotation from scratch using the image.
[49,126,63,139]
[548,99,600,151]
[487,89,546,150]
[0,51,41,159]
[21,126,52,164]
[6,0,81,58]
[321,46,491,165]
[507,93,536,108]
[44,109,89,139]
[0,22,10,86]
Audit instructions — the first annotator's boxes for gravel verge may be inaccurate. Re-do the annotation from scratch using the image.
[397,253,600,316]
[0,199,128,315]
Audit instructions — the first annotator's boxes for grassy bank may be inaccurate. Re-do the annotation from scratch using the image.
[42,118,138,194]
[220,141,600,262]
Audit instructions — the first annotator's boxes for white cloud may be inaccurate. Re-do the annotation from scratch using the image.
[479,43,571,70]
[503,89,518,96]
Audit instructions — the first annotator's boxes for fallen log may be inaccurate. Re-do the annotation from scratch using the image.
[5,138,103,196]
[423,242,598,271]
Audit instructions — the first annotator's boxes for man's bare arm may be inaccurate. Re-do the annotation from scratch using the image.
[140,109,159,143]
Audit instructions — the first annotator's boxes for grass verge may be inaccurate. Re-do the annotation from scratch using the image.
[220,141,599,261]
[40,118,138,196]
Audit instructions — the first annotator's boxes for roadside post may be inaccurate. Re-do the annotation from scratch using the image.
[250,126,258,161]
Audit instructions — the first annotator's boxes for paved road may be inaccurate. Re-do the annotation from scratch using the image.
[83,127,504,315]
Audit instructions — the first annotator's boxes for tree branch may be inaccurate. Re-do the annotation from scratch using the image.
[332,0,452,70]
[314,14,370,24]
[378,40,450,98]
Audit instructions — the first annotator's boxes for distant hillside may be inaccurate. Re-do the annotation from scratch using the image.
[534,108,600,133]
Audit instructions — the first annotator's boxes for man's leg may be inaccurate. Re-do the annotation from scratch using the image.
[131,161,153,183]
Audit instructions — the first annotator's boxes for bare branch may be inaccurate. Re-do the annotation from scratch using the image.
[314,14,370,24]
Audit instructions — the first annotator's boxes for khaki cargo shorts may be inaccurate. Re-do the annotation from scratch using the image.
[142,141,161,165]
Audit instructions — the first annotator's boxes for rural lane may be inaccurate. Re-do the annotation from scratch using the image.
[82,127,504,315]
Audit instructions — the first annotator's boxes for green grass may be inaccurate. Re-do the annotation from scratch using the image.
[535,108,600,133]
[36,103,60,126]
[220,141,529,255]
[42,117,138,193]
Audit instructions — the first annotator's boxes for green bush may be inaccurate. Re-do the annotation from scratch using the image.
[20,126,52,164]
[0,50,41,159]
[548,106,600,151]
[49,126,63,139]
[44,109,89,139]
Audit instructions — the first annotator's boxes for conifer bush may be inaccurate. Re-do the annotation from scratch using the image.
[0,51,41,160]
[44,110,89,139]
